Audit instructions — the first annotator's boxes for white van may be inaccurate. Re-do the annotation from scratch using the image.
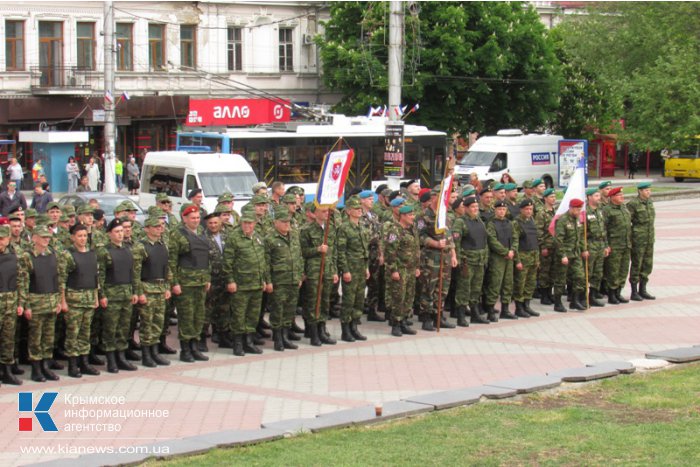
[454,130,562,188]
[139,151,258,216]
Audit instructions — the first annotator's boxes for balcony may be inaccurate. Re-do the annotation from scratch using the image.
[30,66,99,96]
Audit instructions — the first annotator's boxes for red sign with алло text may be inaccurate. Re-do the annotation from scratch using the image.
[186,98,291,126]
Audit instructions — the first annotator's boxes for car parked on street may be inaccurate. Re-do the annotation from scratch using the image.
[58,192,147,224]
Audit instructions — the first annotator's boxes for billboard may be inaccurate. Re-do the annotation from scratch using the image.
[186,98,291,126]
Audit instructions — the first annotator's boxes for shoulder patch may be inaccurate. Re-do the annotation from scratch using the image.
[387,233,398,243]
[417,219,425,230]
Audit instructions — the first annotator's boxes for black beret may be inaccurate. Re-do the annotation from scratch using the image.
[69,223,88,235]
[346,187,362,198]
[388,190,401,202]
[93,209,105,221]
[479,187,492,196]
[203,211,220,220]
[375,184,388,195]
[519,199,534,208]
[187,188,202,199]
[106,218,123,232]
[463,196,478,206]
[451,198,463,210]
[399,181,409,189]
[494,200,506,208]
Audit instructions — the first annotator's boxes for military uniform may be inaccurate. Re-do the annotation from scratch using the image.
[603,200,632,303]
[453,209,489,324]
[484,214,517,318]
[0,233,26,385]
[584,202,608,306]
[205,225,229,345]
[513,209,540,317]
[535,205,556,304]
[627,188,655,298]
[553,210,586,310]
[360,202,384,319]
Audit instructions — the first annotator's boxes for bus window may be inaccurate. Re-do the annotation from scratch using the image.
[142,164,184,196]
[185,174,199,195]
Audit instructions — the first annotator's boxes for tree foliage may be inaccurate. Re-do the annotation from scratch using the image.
[319,2,562,135]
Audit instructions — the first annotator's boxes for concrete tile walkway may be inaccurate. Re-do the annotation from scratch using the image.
[1,197,699,466]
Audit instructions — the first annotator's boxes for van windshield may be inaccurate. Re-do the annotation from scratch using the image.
[198,172,258,197]
[459,151,499,166]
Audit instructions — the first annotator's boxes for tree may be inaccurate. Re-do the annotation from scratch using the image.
[319,2,563,135]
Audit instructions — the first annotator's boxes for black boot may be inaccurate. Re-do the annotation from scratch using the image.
[68,356,82,378]
[117,351,137,371]
[2,364,22,385]
[524,300,540,317]
[367,307,384,322]
[233,335,245,356]
[553,294,567,313]
[141,346,156,368]
[88,346,105,365]
[439,314,456,329]
[470,303,490,324]
[570,292,586,311]
[159,336,177,354]
[252,333,265,346]
[589,288,605,307]
[455,305,470,327]
[593,288,605,300]
[485,304,498,322]
[48,358,64,370]
[11,362,25,375]
[150,345,170,366]
[630,282,643,301]
[273,329,285,351]
[421,316,435,331]
[79,355,100,375]
[515,301,530,318]
[308,322,322,346]
[608,287,620,304]
[282,327,298,350]
[129,338,141,352]
[190,339,209,361]
[106,351,119,373]
[616,288,629,303]
[400,320,417,335]
[41,359,60,381]
[391,323,403,337]
[198,334,209,352]
[256,322,271,339]
[286,327,301,341]
[640,280,656,300]
[500,301,517,320]
[291,318,305,334]
[341,322,355,342]
[124,348,141,361]
[540,288,553,306]
[319,322,336,345]
[31,361,46,382]
[179,340,194,363]
[243,334,263,354]
[350,320,367,340]
[218,331,234,349]
[303,318,312,338]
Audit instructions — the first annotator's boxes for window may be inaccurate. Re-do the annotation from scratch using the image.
[76,22,95,70]
[39,21,63,86]
[5,20,24,70]
[116,23,133,70]
[142,164,184,196]
[279,28,293,72]
[148,24,165,71]
[180,25,195,69]
[227,27,242,71]
[185,174,199,195]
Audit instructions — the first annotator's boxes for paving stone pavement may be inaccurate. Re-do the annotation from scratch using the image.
[2,198,699,467]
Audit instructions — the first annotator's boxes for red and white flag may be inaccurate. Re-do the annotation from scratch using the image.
[316,148,354,207]
[435,173,453,234]
[549,156,587,236]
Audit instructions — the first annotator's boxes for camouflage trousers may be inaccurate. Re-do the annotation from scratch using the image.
[160,298,175,339]
[341,265,366,324]
[206,283,230,334]
[230,289,263,335]
[630,240,654,283]
[136,292,166,346]
[366,255,384,312]
[586,241,606,291]
[27,293,60,361]
[269,284,298,329]
[455,252,487,307]
[604,245,630,289]
[102,299,132,352]
[65,288,97,357]
[553,253,585,296]
[513,250,539,302]
[304,277,334,324]
[386,268,416,322]
[174,286,207,341]
[485,255,514,306]
[537,248,557,288]
[418,250,452,319]
[0,293,18,364]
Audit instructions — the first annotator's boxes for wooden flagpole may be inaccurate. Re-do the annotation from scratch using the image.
[435,155,455,332]
[583,211,590,309]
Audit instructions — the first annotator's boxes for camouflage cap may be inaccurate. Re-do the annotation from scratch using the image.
[147,206,165,217]
[251,182,267,194]
[32,226,52,238]
[214,203,232,214]
[8,212,22,222]
[522,180,533,189]
[122,201,138,211]
[25,208,38,218]
[305,202,316,212]
[59,213,70,223]
[218,191,234,203]
[241,203,255,215]
[273,206,291,222]
[240,212,256,223]
[114,201,128,213]
[0,225,10,237]
[77,204,95,215]
[35,214,50,226]
[156,192,171,202]
[282,194,297,204]
[61,205,76,216]
[144,217,162,228]
[380,188,393,198]
[345,196,362,209]
[251,194,269,205]
[46,201,61,211]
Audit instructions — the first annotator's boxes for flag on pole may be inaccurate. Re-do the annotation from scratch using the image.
[104,90,114,104]
[435,173,454,234]
[548,156,587,236]
[410,103,420,113]
[121,90,130,101]
[394,105,407,117]
[315,148,355,207]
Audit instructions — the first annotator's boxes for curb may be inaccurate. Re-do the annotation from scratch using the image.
[27,346,700,467]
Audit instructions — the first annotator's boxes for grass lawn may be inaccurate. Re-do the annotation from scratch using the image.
[156,362,700,466]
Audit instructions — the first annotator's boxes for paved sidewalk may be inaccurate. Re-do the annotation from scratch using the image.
[1,197,699,466]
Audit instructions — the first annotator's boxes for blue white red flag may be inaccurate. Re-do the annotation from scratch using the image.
[549,156,587,236]
[121,90,130,101]
[435,173,453,234]
[394,105,407,117]
[316,148,355,207]
[104,90,114,104]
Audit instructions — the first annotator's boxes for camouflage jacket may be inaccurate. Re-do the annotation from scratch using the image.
[585,206,608,245]
[535,207,556,250]
[383,220,420,274]
[336,218,369,274]
[264,229,304,286]
[603,203,632,249]
[168,225,211,287]
[18,247,65,313]
[132,237,172,295]
[554,212,584,258]
[97,242,137,301]
[223,226,268,291]
[627,197,655,243]
[300,221,337,280]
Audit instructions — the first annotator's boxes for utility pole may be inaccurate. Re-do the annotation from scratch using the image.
[385,0,404,190]
[103,0,116,193]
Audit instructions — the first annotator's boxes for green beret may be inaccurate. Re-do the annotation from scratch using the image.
[156,192,170,202]
[32,226,52,238]
[492,183,505,191]
[215,203,232,214]
[585,187,599,197]
[218,191,234,203]
[282,194,297,204]
[522,180,533,188]
[637,182,652,190]
[62,205,76,216]
[251,194,269,205]
[462,188,476,197]
[544,188,555,197]
[25,208,37,218]
[144,217,161,228]
[345,196,362,209]
[0,225,10,237]
[240,212,256,223]
[77,205,94,215]
[46,202,61,211]
[598,181,612,189]
[532,178,544,187]
[398,205,414,214]
[504,183,517,191]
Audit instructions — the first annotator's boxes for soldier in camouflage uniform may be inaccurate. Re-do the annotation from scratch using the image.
[188,189,209,227]
[62,204,77,227]
[60,224,101,378]
[336,196,370,342]
[584,188,609,307]
[358,190,384,322]
[627,182,656,300]
[9,212,30,250]
[300,205,339,346]
[532,178,546,216]
[224,212,270,356]
[217,192,240,227]
[513,199,540,318]
[478,188,495,223]
[0,225,25,385]
[132,217,172,368]
[97,219,139,373]
[504,183,520,220]
[384,205,420,336]
[19,226,65,382]
[535,188,557,305]
[155,194,178,355]
[603,187,632,304]
[484,200,517,322]
[598,181,612,207]
[552,199,587,312]
[157,192,180,230]
[417,191,458,330]
[264,207,303,352]
[203,211,229,349]
[169,204,211,362]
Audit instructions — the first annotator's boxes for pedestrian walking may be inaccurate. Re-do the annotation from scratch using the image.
[66,157,81,193]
